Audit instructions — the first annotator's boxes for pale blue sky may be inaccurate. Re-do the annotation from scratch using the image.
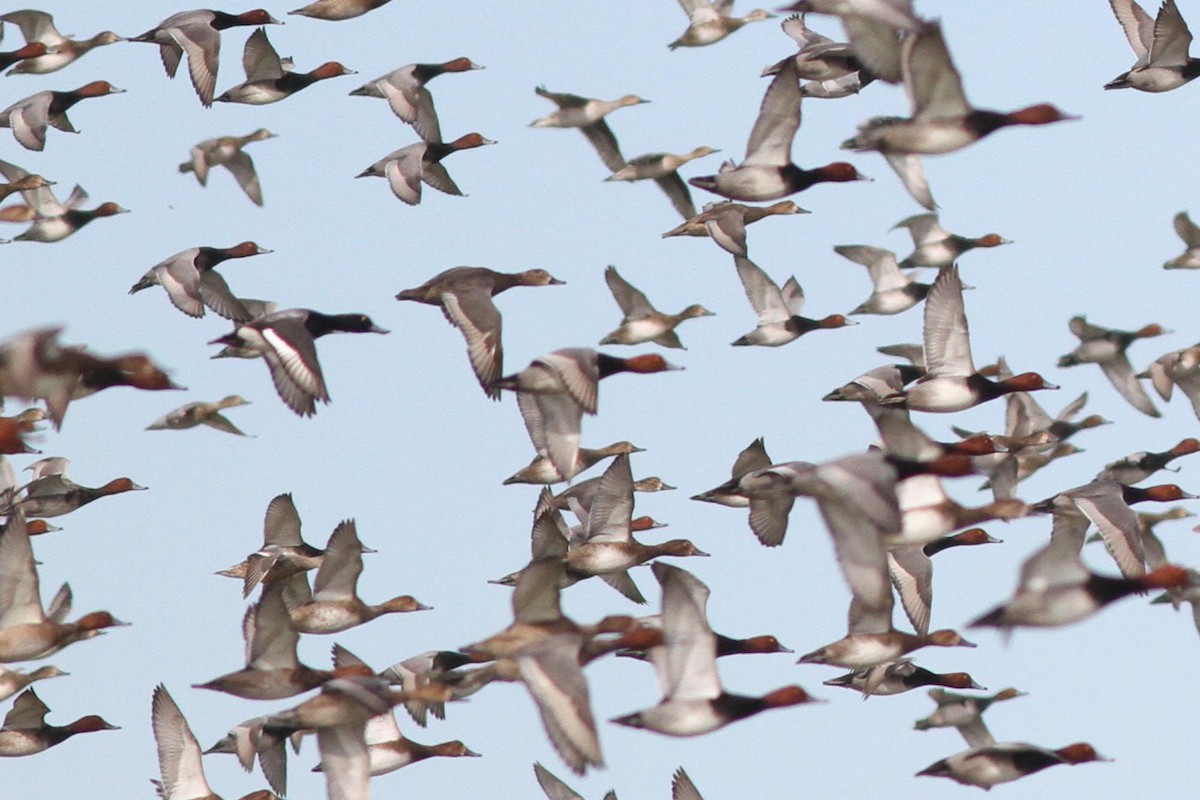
[3,2,1200,798]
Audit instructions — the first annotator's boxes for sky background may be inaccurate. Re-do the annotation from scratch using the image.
[3,1,1200,798]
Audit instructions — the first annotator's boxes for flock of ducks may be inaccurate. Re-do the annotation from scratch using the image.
[3,1,1200,798]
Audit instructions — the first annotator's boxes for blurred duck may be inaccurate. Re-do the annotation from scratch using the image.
[1142,344,1200,419]
[1095,438,1200,484]
[605,146,719,220]
[612,563,817,735]
[0,688,116,757]
[661,200,808,257]
[130,9,282,107]
[215,28,355,105]
[11,456,145,518]
[217,493,345,598]
[600,266,714,348]
[914,686,1025,734]
[843,22,1076,158]
[835,244,929,315]
[970,534,1192,629]
[208,308,389,417]
[0,80,123,151]
[1106,0,1200,91]
[129,241,272,322]
[0,11,122,74]
[0,513,127,662]
[669,0,774,49]
[0,159,126,243]
[504,441,646,486]
[396,266,565,400]
[351,58,483,141]
[1057,315,1168,417]
[146,395,251,436]
[918,727,1108,790]
[283,520,428,634]
[823,658,983,698]
[356,132,495,205]
[892,212,1010,269]
[690,60,867,201]
[762,14,863,82]
[554,472,674,513]
[179,129,277,207]
[495,348,681,481]
[731,255,856,346]
[880,267,1057,412]
[531,86,648,172]
[888,528,1002,636]
[152,685,277,800]
[0,665,66,703]
[194,582,333,700]
[0,172,52,202]
[691,436,772,508]
[0,328,179,428]
[290,0,394,20]
[1165,211,1200,268]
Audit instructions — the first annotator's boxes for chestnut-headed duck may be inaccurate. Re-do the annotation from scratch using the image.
[194,582,333,700]
[153,685,278,800]
[662,200,808,256]
[290,0,394,20]
[600,265,714,348]
[0,513,127,662]
[1031,481,1195,579]
[208,308,388,417]
[357,132,495,205]
[888,528,1002,636]
[283,520,427,634]
[798,626,975,670]
[130,9,282,107]
[1058,315,1168,417]
[1096,438,1200,484]
[892,212,1010,269]
[0,688,116,757]
[129,241,271,322]
[180,128,277,206]
[531,85,648,173]
[1106,0,1200,91]
[0,159,126,243]
[146,395,251,436]
[0,11,123,74]
[970,535,1192,629]
[605,146,719,220]
[0,409,42,455]
[612,564,818,736]
[504,441,645,486]
[914,686,1025,734]
[0,665,66,703]
[13,461,146,519]
[691,436,772,508]
[731,255,856,346]
[397,266,565,400]
[351,58,483,141]
[1166,210,1200,268]
[217,493,351,598]
[0,80,123,151]
[616,612,791,662]
[496,349,681,481]
[690,60,868,201]
[0,42,48,72]
[823,658,983,698]
[881,267,1058,412]
[835,244,929,316]
[892,474,1027,547]
[843,22,1076,157]
[670,0,774,49]
[918,741,1109,790]
[216,28,355,105]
